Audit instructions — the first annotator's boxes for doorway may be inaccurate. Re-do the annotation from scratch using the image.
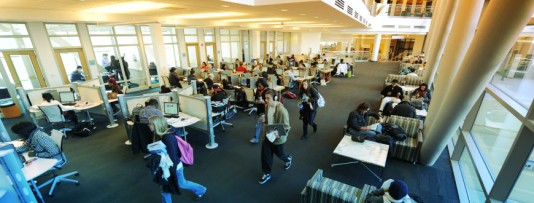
[205,43,217,68]
[186,44,200,67]
[2,51,46,89]
[54,48,90,84]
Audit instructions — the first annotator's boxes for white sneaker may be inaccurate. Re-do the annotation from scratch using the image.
[125,140,132,145]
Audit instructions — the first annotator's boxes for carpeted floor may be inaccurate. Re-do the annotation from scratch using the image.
[2,62,459,203]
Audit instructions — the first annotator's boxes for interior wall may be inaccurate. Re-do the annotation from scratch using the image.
[412,34,426,55]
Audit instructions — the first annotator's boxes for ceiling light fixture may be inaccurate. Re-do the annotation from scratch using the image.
[82,1,171,13]
[222,5,230,7]
[299,14,306,16]
[172,12,245,19]
[223,18,286,22]
[281,9,288,11]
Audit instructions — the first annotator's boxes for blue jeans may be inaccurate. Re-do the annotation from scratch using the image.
[161,166,206,203]
[252,118,263,140]
[357,124,383,136]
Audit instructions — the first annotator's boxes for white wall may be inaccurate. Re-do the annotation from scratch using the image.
[26,22,64,87]
[299,32,322,55]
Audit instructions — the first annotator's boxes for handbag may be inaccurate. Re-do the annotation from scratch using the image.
[351,133,368,143]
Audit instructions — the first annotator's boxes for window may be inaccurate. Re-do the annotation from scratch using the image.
[471,93,521,178]
[459,148,486,202]
[0,23,33,49]
[221,29,240,61]
[507,148,534,202]
[162,26,181,68]
[184,28,198,43]
[204,28,214,43]
[490,36,534,110]
[45,24,81,47]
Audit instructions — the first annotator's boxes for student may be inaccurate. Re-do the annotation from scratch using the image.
[139,98,163,124]
[148,116,207,202]
[40,92,78,124]
[411,83,431,107]
[250,79,270,144]
[379,79,404,112]
[204,73,214,90]
[211,85,227,102]
[365,179,416,203]
[168,67,183,88]
[12,121,62,161]
[236,62,248,73]
[201,62,210,72]
[346,102,382,137]
[335,59,349,76]
[160,85,172,94]
[298,81,319,139]
[70,66,86,82]
[391,95,417,118]
[108,77,123,114]
[187,69,197,82]
[258,89,292,184]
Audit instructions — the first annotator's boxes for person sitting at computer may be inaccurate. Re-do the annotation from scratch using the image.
[379,79,404,113]
[204,73,214,91]
[169,67,183,88]
[40,92,78,124]
[335,59,349,77]
[70,65,86,82]
[139,98,163,123]
[12,121,62,161]
[211,84,227,102]
[236,62,248,73]
[187,69,197,82]
[201,62,210,72]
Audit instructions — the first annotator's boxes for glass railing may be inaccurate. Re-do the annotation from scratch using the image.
[387,4,433,18]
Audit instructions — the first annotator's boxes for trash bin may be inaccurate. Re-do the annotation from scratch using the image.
[0,102,21,118]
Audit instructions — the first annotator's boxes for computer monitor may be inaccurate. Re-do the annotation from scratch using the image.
[163,102,179,117]
[59,91,75,103]
[241,78,248,86]
[289,60,296,67]
[0,87,9,99]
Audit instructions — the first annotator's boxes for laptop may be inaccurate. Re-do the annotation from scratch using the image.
[59,91,76,105]
[163,102,180,118]
[265,124,286,143]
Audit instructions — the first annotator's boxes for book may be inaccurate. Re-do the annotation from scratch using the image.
[369,123,380,131]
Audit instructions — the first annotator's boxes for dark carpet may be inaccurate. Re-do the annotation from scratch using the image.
[2,62,459,203]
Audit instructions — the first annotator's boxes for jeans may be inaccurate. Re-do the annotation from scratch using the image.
[355,123,383,137]
[161,166,206,203]
[302,109,317,136]
[252,118,264,140]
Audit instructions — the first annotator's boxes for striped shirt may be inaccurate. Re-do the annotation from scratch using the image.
[16,130,62,161]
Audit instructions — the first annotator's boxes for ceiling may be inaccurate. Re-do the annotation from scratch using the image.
[0,0,368,31]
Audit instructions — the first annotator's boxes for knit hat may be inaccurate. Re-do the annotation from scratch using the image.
[388,180,408,200]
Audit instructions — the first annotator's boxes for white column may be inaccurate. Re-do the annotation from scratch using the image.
[215,28,222,65]
[422,0,459,84]
[251,30,261,59]
[423,0,485,135]
[177,29,188,68]
[197,28,207,64]
[382,36,391,60]
[420,0,534,166]
[77,23,98,78]
[149,24,168,81]
[423,0,445,57]
[371,34,382,62]
[27,22,63,86]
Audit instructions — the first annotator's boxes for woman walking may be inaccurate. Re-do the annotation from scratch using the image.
[298,81,319,139]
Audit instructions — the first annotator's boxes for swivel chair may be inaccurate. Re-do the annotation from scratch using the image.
[243,88,257,116]
[38,129,80,197]
[39,105,74,138]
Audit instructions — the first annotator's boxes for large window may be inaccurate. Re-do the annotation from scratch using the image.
[471,93,522,178]
[459,148,486,203]
[162,26,181,68]
[45,24,81,47]
[491,36,534,110]
[0,23,32,49]
[507,149,534,202]
[221,29,240,62]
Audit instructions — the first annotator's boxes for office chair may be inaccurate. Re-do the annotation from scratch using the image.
[243,88,257,116]
[39,105,73,138]
[38,129,79,197]
[161,76,171,87]
[212,97,234,131]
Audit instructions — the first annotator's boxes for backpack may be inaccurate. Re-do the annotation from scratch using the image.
[284,90,297,99]
[382,123,407,141]
[175,135,194,165]
[70,122,95,137]
[130,104,144,122]
[317,93,325,108]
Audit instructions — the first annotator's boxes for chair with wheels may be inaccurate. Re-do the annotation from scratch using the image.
[38,129,80,197]
[212,97,234,131]
[243,88,257,116]
[39,105,74,138]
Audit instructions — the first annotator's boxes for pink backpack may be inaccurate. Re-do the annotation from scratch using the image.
[175,136,194,165]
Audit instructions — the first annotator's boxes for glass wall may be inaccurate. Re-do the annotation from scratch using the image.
[507,149,534,202]
[162,26,181,68]
[491,36,534,110]
[459,148,486,203]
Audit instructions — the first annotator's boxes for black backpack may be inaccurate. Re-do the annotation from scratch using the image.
[382,123,407,141]
[70,122,95,137]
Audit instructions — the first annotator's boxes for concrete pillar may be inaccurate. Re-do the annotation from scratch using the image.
[420,0,534,166]
[251,30,261,59]
[423,0,445,57]
[149,24,168,81]
[422,0,459,84]
[371,34,382,61]
[423,0,485,131]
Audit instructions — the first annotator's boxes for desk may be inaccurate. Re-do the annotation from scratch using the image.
[332,136,389,181]
[166,112,201,141]
[23,158,58,203]
[30,101,103,125]
[294,76,315,83]
[319,69,333,84]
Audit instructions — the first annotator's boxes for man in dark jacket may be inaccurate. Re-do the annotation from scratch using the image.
[391,95,417,118]
[379,79,404,112]
[346,102,383,137]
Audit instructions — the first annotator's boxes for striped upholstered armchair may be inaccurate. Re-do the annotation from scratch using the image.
[386,115,424,163]
[301,169,363,203]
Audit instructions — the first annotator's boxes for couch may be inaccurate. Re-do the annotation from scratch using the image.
[300,169,377,203]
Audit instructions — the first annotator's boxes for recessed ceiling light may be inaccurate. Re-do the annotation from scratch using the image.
[222,5,230,7]
[314,16,319,18]
[173,12,245,19]
[333,20,337,22]
[300,14,306,16]
[83,1,171,13]
[281,9,288,11]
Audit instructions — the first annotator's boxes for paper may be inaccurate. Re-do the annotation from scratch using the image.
[369,123,380,131]
[266,130,279,143]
